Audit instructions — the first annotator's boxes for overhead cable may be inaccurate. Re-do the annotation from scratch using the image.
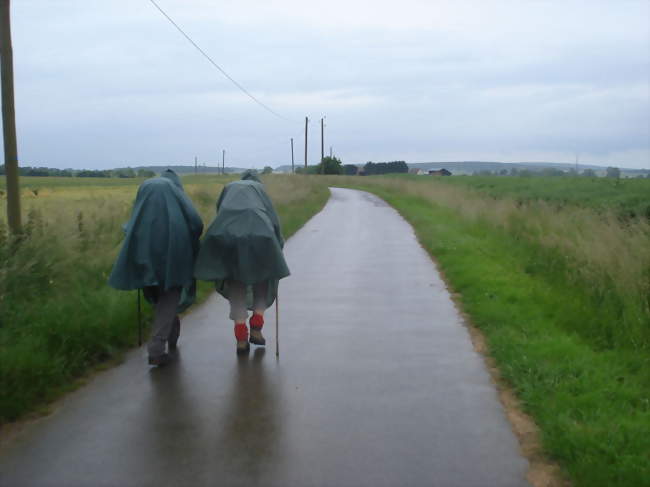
[148,0,291,122]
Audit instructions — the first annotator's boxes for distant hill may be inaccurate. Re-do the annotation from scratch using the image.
[12,161,647,178]
[116,165,249,175]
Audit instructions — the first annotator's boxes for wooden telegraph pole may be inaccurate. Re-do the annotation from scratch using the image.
[304,116,308,170]
[1,0,21,233]
[290,137,294,174]
[222,149,225,175]
[320,117,325,174]
[194,156,198,175]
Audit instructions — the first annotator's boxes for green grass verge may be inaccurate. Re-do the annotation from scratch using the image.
[0,175,328,424]
[343,182,649,487]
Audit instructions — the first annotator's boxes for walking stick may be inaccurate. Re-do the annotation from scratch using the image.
[137,289,142,347]
[275,289,279,358]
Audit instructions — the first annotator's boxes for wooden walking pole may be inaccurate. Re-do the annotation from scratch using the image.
[275,289,279,357]
[304,116,308,170]
[1,0,21,234]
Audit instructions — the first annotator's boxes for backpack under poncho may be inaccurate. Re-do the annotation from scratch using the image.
[108,170,204,312]
[194,171,289,309]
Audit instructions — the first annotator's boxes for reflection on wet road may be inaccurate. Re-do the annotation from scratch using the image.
[0,188,529,487]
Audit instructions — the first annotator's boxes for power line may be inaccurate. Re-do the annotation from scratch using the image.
[148,0,291,122]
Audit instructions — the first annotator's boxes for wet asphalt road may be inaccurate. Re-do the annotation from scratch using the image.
[0,188,529,487]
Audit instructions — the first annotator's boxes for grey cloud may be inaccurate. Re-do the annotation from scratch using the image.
[5,0,650,169]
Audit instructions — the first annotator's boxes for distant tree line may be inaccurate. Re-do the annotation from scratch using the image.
[361,161,408,175]
[295,156,344,175]
[0,165,157,178]
[294,160,409,176]
[0,165,74,177]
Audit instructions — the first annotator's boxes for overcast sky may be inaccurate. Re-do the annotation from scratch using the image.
[6,0,650,169]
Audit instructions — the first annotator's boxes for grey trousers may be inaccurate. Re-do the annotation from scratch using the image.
[228,280,269,323]
[144,286,181,357]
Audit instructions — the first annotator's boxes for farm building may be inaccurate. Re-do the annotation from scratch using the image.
[408,168,425,175]
[428,168,452,176]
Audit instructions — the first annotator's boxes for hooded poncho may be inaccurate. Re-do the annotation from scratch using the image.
[194,170,289,309]
[108,170,204,312]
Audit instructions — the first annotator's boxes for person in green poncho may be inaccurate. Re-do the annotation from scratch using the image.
[109,169,203,366]
[195,170,289,354]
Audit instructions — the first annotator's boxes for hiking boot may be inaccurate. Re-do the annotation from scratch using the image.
[148,353,172,367]
[249,327,266,346]
[249,314,266,346]
[235,323,250,355]
[168,316,181,351]
[236,340,250,355]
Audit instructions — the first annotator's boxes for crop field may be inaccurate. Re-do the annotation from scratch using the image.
[330,175,650,486]
[0,174,329,423]
[401,174,650,219]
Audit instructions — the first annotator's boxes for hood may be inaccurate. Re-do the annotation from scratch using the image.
[161,169,183,190]
[241,170,262,183]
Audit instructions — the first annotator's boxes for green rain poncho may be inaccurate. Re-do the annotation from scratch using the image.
[194,171,289,309]
[108,170,204,312]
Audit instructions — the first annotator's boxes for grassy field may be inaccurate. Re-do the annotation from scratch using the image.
[329,175,649,486]
[0,174,329,423]
[401,174,650,220]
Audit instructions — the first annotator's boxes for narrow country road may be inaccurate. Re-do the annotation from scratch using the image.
[0,188,529,487]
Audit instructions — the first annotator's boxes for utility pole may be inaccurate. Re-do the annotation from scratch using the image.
[304,116,308,170]
[222,149,225,175]
[329,146,332,158]
[194,156,197,175]
[290,137,294,174]
[1,0,20,233]
[320,118,325,162]
[320,117,325,174]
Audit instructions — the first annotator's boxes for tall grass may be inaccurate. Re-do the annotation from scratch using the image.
[424,175,650,219]
[0,174,328,423]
